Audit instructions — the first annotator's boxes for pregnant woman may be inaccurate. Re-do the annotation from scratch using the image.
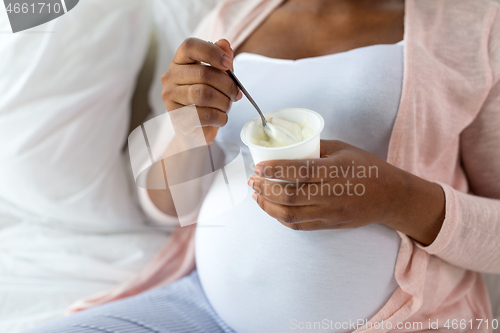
[29,0,500,332]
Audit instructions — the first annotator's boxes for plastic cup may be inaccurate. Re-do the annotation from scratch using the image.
[240,108,325,165]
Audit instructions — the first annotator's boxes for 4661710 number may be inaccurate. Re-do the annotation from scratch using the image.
[5,2,62,14]
[443,319,499,330]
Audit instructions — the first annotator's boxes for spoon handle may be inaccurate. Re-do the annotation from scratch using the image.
[226,69,268,126]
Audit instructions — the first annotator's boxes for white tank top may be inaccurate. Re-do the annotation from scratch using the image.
[196,42,404,333]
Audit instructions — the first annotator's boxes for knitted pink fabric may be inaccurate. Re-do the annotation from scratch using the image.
[69,1,500,331]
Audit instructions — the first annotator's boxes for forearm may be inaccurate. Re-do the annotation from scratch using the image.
[421,183,500,274]
[146,135,209,217]
[385,170,446,246]
[148,187,177,217]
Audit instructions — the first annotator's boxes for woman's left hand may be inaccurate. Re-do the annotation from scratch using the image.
[248,140,446,246]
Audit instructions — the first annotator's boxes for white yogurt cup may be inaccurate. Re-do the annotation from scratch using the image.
[240,108,325,165]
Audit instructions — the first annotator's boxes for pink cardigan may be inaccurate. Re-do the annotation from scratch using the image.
[69,0,500,331]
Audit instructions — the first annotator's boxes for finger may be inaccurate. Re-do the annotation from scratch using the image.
[171,105,228,128]
[171,84,232,113]
[277,220,326,231]
[254,158,335,183]
[163,99,185,113]
[214,39,233,57]
[196,107,228,127]
[278,220,355,231]
[165,100,228,128]
[253,193,322,224]
[320,140,348,157]
[325,221,357,230]
[203,126,218,143]
[173,65,241,102]
[249,176,325,206]
[174,38,232,71]
[214,39,234,70]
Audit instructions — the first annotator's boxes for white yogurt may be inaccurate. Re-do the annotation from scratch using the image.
[240,108,324,165]
[248,117,314,148]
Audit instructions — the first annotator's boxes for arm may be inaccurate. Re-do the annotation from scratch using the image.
[146,135,209,218]
[247,140,445,246]
[139,38,241,222]
[248,129,499,273]
[418,76,500,274]
[248,7,500,274]
[415,6,500,273]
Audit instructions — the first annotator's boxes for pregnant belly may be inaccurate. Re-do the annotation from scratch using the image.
[195,197,401,333]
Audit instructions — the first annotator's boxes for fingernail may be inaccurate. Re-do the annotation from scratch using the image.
[236,90,243,101]
[252,192,258,201]
[222,55,232,69]
[247,177,254,187]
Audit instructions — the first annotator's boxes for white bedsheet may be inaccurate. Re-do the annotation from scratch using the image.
[0,1,168,331]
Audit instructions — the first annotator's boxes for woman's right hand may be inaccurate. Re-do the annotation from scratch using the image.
[161,38,242,144]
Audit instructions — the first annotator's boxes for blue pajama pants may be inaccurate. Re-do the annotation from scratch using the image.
[26,271,236,333]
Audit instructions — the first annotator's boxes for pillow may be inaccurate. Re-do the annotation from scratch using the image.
[0,1,168,331]
[0,0,154,231]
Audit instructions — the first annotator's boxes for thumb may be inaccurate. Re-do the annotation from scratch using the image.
[214,39,234,70]
[320,140,347,157]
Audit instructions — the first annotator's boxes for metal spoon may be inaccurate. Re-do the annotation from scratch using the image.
[226,70,269,127]
[226,69,298,143]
